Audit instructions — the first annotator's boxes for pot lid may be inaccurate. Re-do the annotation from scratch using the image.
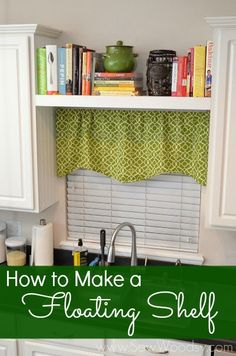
[149,49,176,56]
[106,40,133,48]
[5,236,26,247]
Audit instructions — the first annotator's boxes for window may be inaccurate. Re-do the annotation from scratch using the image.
[67,169,201,255]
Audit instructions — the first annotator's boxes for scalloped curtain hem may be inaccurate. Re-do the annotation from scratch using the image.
[56,108,210,186]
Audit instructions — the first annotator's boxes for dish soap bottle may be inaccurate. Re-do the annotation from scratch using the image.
[73,239,88,266]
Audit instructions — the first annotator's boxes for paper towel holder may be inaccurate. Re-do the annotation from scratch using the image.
[30,218,54,266]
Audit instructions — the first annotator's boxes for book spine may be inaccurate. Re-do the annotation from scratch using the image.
[85,50,93,95]
[91,51,96,95]
[36,48,47,95]
[66,43,73,95]
[58,48,66,95]
[93,90,138,96]
[82,50,87,95]
[94,86,138,91]
[94,80,142,87]
[177,56,183,96]
[78,47,84,95]
[190,48,194,96]
[94,72,142,79]
[205,40,213,97]
[193,45,206,97]
[181,56,188,96]
[94,76,141,81]
[171,57,178,96]
[46,45,58,95]
[72,46,79,95]
[186,49,191,97]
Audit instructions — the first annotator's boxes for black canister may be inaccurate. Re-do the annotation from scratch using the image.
[147,50,176,96]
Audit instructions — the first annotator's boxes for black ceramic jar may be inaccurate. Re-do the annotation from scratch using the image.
[146,50,176,96]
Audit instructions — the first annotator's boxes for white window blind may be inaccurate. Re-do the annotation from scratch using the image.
[67,169,201,253]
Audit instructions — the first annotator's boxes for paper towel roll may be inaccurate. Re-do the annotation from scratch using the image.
[31,221,54,266]
[0,222,6,263]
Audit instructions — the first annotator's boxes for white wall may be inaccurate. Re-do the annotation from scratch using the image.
[1,0,236,264]
[0,0,7,23]
[5,0,236,75]
[0,177,67,249]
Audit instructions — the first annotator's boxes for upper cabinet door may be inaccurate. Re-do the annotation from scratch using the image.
[206,18,236,229]
[0,35,34,210]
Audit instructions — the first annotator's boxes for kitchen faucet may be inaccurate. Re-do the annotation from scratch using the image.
[107,222,137,266]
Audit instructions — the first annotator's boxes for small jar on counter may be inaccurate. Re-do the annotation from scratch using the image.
[5,237,27,266]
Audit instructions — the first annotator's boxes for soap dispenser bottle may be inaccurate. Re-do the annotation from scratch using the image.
[73,239,88,266]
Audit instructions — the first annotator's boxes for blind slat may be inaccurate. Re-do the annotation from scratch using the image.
[67,170,201,253]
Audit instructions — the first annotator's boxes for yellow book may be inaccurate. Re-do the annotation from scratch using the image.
[93,90,138,96]
[94,86,136,91]
[193,45,206,97]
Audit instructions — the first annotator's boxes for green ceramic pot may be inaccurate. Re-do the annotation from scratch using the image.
[103,40,138,73]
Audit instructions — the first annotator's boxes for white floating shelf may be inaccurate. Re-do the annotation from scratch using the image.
[35,95,211,111]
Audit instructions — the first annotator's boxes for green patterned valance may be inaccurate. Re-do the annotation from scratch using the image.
[56,109,210,185]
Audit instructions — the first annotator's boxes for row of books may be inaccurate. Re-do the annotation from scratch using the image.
[171,41,213,97]
[93,72,143,96]
[37,42,213,97]
[37,43,95,95]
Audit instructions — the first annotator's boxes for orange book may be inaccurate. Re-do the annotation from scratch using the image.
[85,50,93,95]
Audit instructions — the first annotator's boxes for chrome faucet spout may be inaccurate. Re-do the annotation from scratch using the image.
[107,222,137,266]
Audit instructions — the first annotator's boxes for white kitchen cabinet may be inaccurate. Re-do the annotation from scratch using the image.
[15,338,212,356]
[206,17,236,229]
[0,339,17,356]
[0,25,60,212]
[105,339,211,355]
[19,340,103,356]
[44,339,105,353]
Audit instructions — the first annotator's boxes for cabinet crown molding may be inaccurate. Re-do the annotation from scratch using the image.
[0,24,61,38]
[205,16,236,28]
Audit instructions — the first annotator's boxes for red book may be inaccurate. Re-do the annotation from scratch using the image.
[177,56,188,96]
